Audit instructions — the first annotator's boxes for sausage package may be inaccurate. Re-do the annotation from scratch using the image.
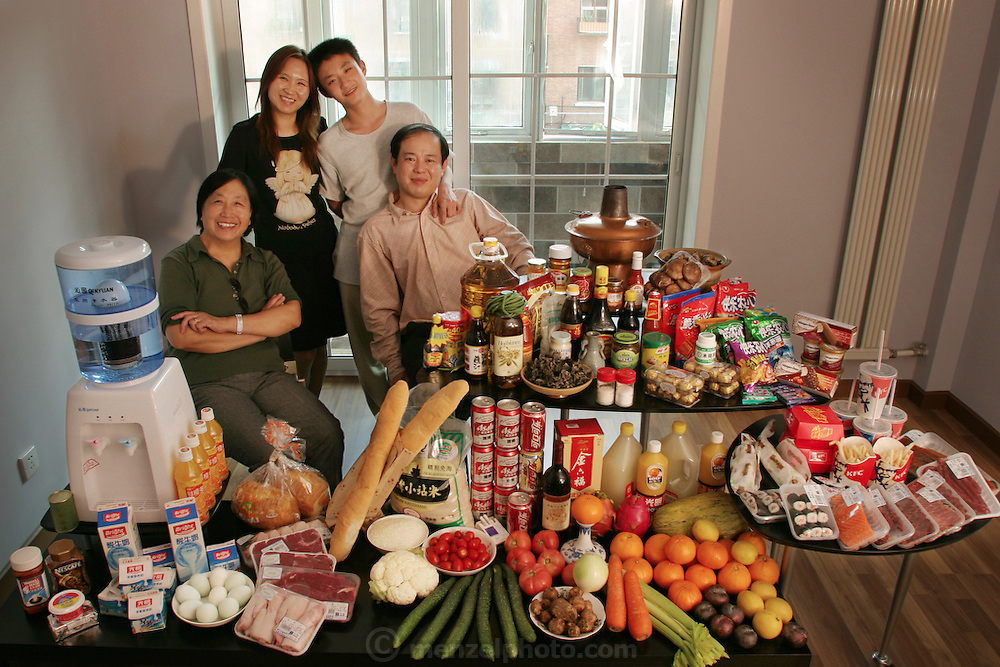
[234,583,326,656]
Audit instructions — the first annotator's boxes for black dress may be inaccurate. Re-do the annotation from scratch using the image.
[219,115,346,350]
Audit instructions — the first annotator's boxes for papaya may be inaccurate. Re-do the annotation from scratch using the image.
[652,493,749,539]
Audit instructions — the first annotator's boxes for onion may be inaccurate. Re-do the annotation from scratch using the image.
[613,492,651,537]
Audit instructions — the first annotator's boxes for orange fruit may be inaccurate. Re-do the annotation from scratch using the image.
[653,560,685,589]
[730,540,759,566]
[683,563,717,591]
[748,555,780,585]
[665,535,697,566]
[738,530,767,556]
[610,531,645,561]
[622,557,654,584]
[695,540,730,570]
[643,533,671,565]
[571,493,606,525]
[718,538,735,554]
[717,561,752,594]
[666,579,703,612]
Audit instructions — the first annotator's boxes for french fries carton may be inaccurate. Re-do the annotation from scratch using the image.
[554,418,604,498]
[872,436,915,488]
[832,436,878,487]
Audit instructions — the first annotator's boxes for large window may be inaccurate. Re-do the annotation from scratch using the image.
[226,0,685,254]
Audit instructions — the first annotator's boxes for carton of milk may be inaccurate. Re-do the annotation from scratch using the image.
[127,589,166,634]
[96,502,142,577]
[98,581,127,617]
[117,555,154,595]
[206,539,241,571]
[164,498,208,582]
[152,566,177,603]
[142,543,175,568]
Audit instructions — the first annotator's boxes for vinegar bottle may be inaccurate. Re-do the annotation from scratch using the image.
[698,430,728,493]
[174,445,209,523]
[185,433,216,510]
[464,305,488,378]
[601,422,642,508]
[460,237,519,322]
[661,420,699,502]
[194,420,223,496]
[635,439,668,510]
[200,407,227,481]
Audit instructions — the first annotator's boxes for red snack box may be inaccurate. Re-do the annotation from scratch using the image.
[554,418,604,498]
[785,406,844,473]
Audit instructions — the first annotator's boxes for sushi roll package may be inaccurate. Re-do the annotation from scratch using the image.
[779,483,839,541]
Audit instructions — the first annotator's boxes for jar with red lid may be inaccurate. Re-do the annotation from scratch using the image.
[10,546,51,614]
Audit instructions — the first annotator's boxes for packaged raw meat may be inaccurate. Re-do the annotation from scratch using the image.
[255,567,360,622]
[908,431,1000,495]
[246,526,327,573]
[257,551,337,573]
[234,583,326,656]
[868,485,915,550]
[905,476,966,540]
[889,483,942,549]
[779,483,839,542]
[910,470,975,530]
[827,482,888,551]
[916,453,1000,520]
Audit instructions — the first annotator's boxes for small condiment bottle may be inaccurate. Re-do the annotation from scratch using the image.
[45,538,90,594]
[607,277,624,313]
[549,330,572,361]
[615,368,637,408]
[10,546,51,614]
[548,244,572,291]
[596,367,617,406]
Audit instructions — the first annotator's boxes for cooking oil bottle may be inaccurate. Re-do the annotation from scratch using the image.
[661,420,699,502]
[460,237,518,325]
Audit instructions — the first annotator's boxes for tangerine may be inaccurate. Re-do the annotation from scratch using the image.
[738,530,767,556]
[610,531,645,561]
[748,555,780,585]
[653,560,685,589]
[665,535,697,566]
[571,493,606,525]
[622,557,654,584]
[684,563,717,591]
[718,538,735,554]
[717,561,752,594]
[667,579,703,611]
[643,533,671,565]
[695,540,730,570]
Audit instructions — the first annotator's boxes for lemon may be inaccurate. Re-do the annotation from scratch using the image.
[730,540,758,566]
[736,589,765,618]
[752,609,783,640]
[691,518,720,542]
[764,596,794,623]
[749,580,778,601]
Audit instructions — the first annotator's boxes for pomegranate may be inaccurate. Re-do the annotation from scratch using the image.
[613,492,651,536]
[590,490,616,536]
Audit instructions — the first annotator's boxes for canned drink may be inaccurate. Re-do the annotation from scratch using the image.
[518,451,544,494]
[520,402,546,454]
[493,486,513,523]
[472,482,494,519]
[496,399,521,450]
[48,489,79,533]
[495,448,519,489]
[471,445,495,485]
[507,491,534,533]
[471,396,496,447]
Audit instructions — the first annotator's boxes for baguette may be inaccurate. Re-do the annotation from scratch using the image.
[328,380,410,560]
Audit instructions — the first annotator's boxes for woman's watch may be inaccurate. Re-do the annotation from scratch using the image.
[235,313,244,335]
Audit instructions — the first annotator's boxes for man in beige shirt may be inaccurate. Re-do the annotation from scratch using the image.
[358,123,533,385]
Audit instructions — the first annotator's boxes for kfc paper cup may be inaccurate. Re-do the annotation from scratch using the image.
[872,436,913,487]
[856,361,897,419]
[853,416,892,443]
[829,399,857,435]
[832,436,877,487]
[880,406,908,439]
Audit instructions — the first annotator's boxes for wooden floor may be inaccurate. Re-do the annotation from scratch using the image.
[5,376,998,666]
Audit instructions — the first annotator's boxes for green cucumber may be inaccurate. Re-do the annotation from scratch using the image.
[501,564,537,642]
[393,577,456,648]
[492,564,518,658]
[441,571,483,658]
[476,567,495,661]
[412,575,475,660]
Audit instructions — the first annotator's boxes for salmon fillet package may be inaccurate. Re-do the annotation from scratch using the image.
[827,482,889,551]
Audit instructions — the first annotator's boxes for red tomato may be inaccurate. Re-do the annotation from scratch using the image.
[427,551,440,566]
[561,561,577,586]
[506,547,536,574]
[536,548,566,577]
[504,530,532,553]
[531,530,559,555]
[518,563,553,596]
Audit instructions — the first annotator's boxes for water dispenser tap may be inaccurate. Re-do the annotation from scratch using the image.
[86,437,108,456]
[119,437,138,456]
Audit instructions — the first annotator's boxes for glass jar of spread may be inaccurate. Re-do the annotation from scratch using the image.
[611,332,640,370]
[606,277,624,313]
[10,546,51,614]
[45,538,90,594]
[570,267,593,303]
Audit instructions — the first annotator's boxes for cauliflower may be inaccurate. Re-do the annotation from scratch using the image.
[369,550,439,605]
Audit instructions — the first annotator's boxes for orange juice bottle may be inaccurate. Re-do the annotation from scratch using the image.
[185,433,216,510]
[698,430,727,493]
[174,445,209,523]
[635,439,668,509]
[200,407,228,481]
[193,420,222,496]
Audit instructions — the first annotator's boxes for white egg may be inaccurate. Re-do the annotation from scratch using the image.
[208,567,230,589]
[218,597,240,619]
[224,571,251,591]
[228,584,253,607]
[187,573,211,597]
[207,586,228,606]
[195,602,220,624]
[178,598,202,620]
[174,583,201,605]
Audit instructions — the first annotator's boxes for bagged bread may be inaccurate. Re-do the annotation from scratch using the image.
[273,456,330,520]
[232,458,300,530]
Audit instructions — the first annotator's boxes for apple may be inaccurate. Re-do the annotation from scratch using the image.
[572,552,609,593]
[518,563,553,596]
[536,548,566,577]
[531,529,559,555]
[561,561,576,586]
[504,530,531,554]
[506,547,536,574]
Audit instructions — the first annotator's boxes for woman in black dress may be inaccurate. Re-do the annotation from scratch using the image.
[219,45,345,396]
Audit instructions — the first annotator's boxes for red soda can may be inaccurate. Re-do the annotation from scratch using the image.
[519,402,546,454]
[471,482,493,519]
[518,451,544,494]
[493,486,513,523]
[471,445,495,485]
[507,491,534,533]
[495,399,520,450]
[471,396,496,447]
[495,448,519,489]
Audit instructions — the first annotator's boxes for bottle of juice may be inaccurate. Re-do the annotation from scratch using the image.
[601,422,642,508]
[635,439,668,510]
[200,406,227,481]
[174,445,209,523]
[698,430,728,493]
[661,420,699,502]
[460,237,519,323]
[185,433,216,510]
[193,420,222,496]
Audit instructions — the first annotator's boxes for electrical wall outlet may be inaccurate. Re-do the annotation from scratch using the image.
[17,446,39,482]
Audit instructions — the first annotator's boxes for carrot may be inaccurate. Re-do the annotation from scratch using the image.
[624,569,652,641]
[605,554,626,633]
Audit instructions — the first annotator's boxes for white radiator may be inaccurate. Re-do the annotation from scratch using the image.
[834,0,954,351]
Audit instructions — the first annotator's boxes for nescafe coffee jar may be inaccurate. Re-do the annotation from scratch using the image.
[45,539,90,594]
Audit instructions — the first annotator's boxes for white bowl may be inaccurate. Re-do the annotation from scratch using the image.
[171,588,252,628]
[367,514,430,554]
[529,587,606,641]
[423,527,497,576]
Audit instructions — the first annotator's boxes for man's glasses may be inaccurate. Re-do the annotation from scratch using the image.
[229,276,249,313]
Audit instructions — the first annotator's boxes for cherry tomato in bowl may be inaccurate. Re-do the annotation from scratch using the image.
[422,527,497,576]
